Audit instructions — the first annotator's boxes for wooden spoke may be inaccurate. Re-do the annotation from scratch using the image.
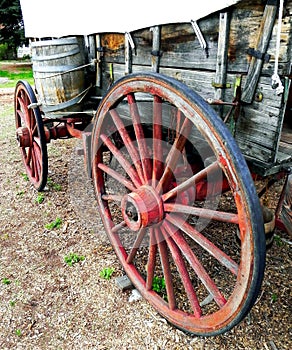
[126,228,147,263]
[109,109,145,182]
[152,95,163,186]
[166,214,239,275]
[162,161,220,202]
[146,228,158,291]
[160,226,202,317]
[164,220,227,308]
[98,162,136,192]
[156,117,192,194]
[155,228,176,310]
[127,93,152,182]
[100,133,142,188]
[164,203,239,224]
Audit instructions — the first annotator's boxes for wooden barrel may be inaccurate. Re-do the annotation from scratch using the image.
[31,37,86,113]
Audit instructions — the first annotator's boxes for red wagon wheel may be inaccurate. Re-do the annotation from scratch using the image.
[14,80,48,191]
[91,73,266,336]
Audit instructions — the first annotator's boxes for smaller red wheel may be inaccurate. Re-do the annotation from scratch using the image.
[14,80,48,191]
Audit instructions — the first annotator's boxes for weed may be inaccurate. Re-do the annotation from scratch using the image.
[64,253,85,266]
[47,178,62,191]
[21,172,29,181]
[274,234,283,247]
[45,217,62,230]
[1,233,9,240]
[2,278,11,285]
[99,267,114,280]
[35,193,45,204]
[53,183,62,191]
[9,300,16,307]
[271,293,278,303]
[16,190,25,197]
[15,329,22,337]
[152,276,166,293]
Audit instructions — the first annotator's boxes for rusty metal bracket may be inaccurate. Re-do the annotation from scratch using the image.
[212,82,231,89]
[247,47,270,63]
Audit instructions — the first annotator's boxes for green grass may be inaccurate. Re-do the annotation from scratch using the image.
[0,61,34,88]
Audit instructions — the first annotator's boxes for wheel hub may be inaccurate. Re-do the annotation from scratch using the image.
[16,127,32,147]
[121,185,164,231]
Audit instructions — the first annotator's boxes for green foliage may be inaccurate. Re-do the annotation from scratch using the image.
[274,234,283,247]
[0,0,25,58]
[271,293,278,303]
[47,178,62,191]
[99,267,114,280]
[35,193,45,204]
[0,43,9,60]
[2,278,11,285]
[21,172,29,181]
[152,276,166,293]
[9,300,16,307]
[64,253,85,266]
[45,217,62,230]
[15,329,22,337]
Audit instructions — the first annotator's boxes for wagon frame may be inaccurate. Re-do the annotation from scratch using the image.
[15,0,291,336]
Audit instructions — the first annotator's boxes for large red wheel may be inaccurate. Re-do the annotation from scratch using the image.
[14,80,48,191]
[91,73,266,336]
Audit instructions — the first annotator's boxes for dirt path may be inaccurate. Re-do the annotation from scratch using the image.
[0,89,291,349]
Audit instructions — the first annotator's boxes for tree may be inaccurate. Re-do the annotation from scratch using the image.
[0,0,25,59]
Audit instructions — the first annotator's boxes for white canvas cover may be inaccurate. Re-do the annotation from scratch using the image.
[20,0,241,38]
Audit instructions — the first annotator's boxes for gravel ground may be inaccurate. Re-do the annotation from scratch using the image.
[0,88,291,349]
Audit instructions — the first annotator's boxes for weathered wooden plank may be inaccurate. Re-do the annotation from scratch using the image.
[235,122,278,148]
[214,11,231,117]
[241,0,278,103]
[99,0,292,77]
[236,136,275,162]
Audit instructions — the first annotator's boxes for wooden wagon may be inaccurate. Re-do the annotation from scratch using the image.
[16,0,291,336]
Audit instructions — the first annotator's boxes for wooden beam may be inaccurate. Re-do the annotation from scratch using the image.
[213,12,231,116]
[241,0,278,103]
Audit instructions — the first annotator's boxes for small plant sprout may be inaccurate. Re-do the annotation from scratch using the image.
[271,293,278,303]
[21,172,29,181]
[99,267,114,280]
[35,193,45,204]
[2,278,11,285]
[53,183,62,191]
[45,217,62,230]
[47,178,62,191]
[274,234,283,247]
[9,300,16,307]
[15,329,22,337]
[152,276,166,293]
[64,253,85,266]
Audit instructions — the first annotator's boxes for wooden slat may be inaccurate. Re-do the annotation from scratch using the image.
[241,0,278,103]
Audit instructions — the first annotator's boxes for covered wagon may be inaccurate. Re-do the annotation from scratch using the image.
[16,0,292,336]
